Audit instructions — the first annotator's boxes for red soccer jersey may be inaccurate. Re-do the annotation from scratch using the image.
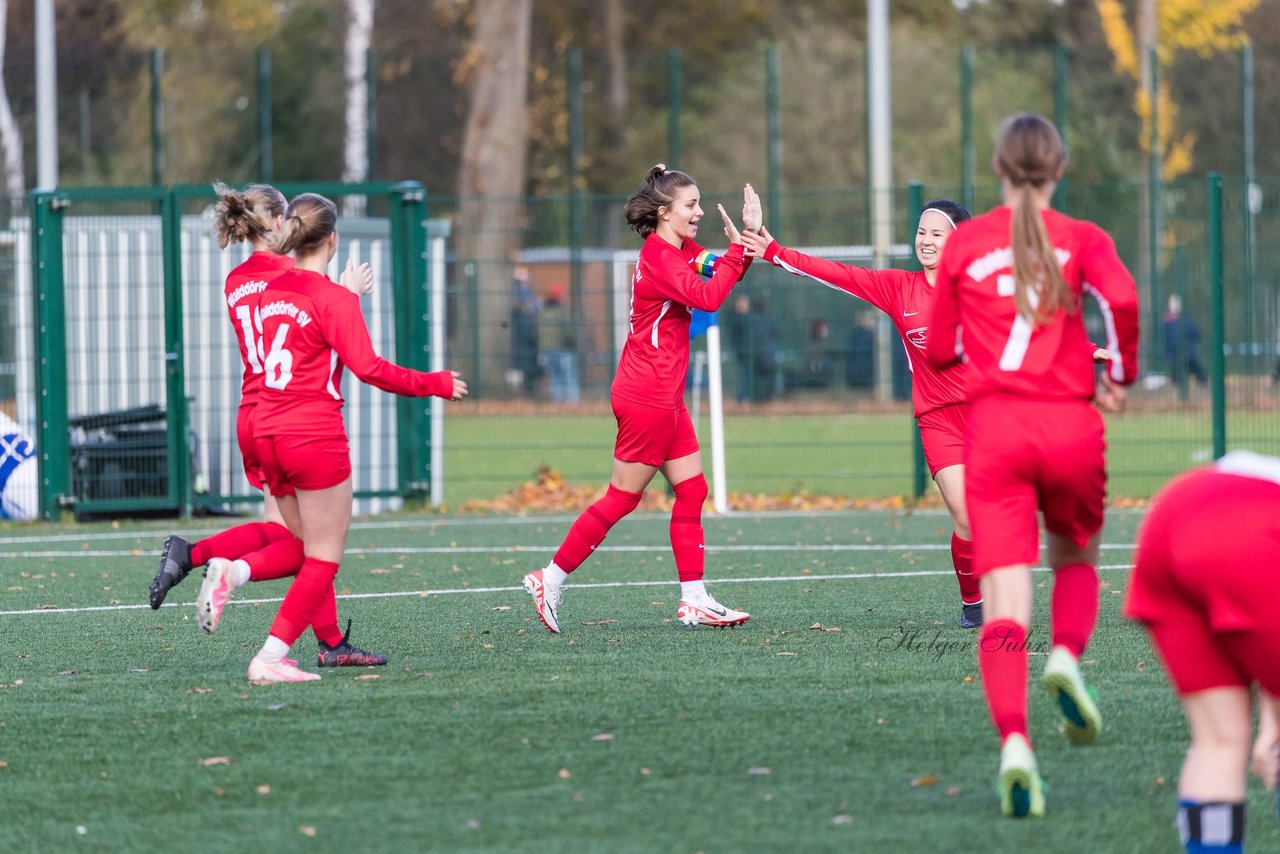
[762,241,964,418]
[224,251,295,406]
[253,268,454,438]
[612,235,749,409]
[925,207,1139,401]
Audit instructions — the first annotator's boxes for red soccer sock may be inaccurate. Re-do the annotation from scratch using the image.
[309,587,344,647]
[243,535,305,582]
[552,484,643,572]
[670,474,708,583]
[268,558,340,646]
[1050,563,1100,657]
[978,619,1030,742]
[191,521,292,566]
[950,533,982,605]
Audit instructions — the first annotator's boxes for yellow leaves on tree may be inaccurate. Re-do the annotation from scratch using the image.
[1095,0,1258,179]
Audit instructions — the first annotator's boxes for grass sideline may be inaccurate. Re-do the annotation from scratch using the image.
[3,509,1278,852]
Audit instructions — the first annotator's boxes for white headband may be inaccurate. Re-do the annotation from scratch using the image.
[920,208,957,230]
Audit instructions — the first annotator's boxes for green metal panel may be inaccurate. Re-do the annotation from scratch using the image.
[390,181,430,497]
[31,192,70,520]
[906,182,927,499]
[161,188,190,515]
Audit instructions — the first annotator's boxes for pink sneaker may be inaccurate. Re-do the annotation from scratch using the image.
[195,558,237,634]
[247,656,321,684]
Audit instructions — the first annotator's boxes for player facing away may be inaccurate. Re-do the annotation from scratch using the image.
[740,199,986,628]
[522,166,760,633]
[150,183,387,667]
[205,192,466,683]
[1126,451,1280,854]
[925,113,1139,817]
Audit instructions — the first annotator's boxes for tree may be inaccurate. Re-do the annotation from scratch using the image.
[342,0,373,215]
[454,0,533,394]
[1095,0,1260,179]
[0,0,24,200]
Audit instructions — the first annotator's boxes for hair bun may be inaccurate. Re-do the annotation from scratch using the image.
[645,163,667,182]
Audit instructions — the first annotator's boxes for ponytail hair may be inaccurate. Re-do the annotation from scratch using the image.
[270,193,338,257]
[623,163,697,238]
[211,182,286,249]
[994,113,1072,323]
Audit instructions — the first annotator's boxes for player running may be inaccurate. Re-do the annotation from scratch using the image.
[925,113,1139,817]
[523,166,758,633]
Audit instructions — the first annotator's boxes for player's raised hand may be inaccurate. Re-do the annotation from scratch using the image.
[448,371,469,401]
[718,203,742,246]
[339,258,375,296]
[740,226,773,259]
[743,183,762,232]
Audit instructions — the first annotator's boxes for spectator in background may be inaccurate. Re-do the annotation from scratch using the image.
[511,265,541,395]
[724,293,754,402]
[846,311,876,389]
[750,295,780,402]
[537,283,579,404]
[800,318,837,388]
[1162,294,1207,395]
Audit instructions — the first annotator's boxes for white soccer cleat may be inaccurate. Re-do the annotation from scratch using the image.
[523,569,562,634]
[247,656,321,684]
[1043,645,1103,746]
[677,595,749,628]
[998,733,1045,818]
[195,558,237,634]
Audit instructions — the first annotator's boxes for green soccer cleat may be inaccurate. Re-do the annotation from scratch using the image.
[1043,645,1103,746]
[997,733,1046,818]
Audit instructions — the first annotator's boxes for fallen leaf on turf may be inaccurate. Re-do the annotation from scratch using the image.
[466,819,480,830]
[774,652,797,657]
[482,643,494,649]
[199,757,232,767]
[580,619,617,626]
[189,688,213,694]
[370,568,391,574]
[591,733,614,742]
[832,815,853,825]
[256,785,271,795]
[640,768,650,776]
[354,674,380,681]
[57,670,75,676]
[557,768,573,779]
[267,704,289,711]
[747,767,772,776]
[299,826,316,837]
[129,668,149,673]
[214,786,225,796]
[945,787,960,796]
[491,605,512,611]
[962,676,976,683]
[571,792,584,802]
[0,760,8,767]
[910,775,939,787]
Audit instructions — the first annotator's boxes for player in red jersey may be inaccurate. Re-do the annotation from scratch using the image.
[150,184,387,667]
[522,165,758,633]
[1125,451,1280,854]
[741,199,986,628]
[198,193,466,683]
[925,114,1139,817]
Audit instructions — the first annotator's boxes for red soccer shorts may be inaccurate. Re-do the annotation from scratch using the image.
[611,395,699,467]
[1126,466,1280,695]
[254,434,352,496]
[917,402,967,477]
[236,404,266,491]
[965,395,1105,575]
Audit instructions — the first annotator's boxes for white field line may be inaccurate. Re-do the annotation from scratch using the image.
[1,562,1135,617]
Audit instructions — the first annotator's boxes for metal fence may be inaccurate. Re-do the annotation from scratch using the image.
[5,175,1279,519]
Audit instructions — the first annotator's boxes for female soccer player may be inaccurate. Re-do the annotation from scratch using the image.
[1126,450,1280,854]
[210,192,466,683]
[522,165,759,633]
[925,113,1139,817]
[740,200,985,628]
[151,183,386,666]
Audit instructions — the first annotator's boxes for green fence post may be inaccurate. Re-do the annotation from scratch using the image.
[667,46,682,171]
[390,181,430,498]
[1207,173,1225,459]
[1053,44,1068,213]
[959,46,975,214]
[160,188,190,515]
[906,182,927,500]
[31,191,70,520]
[257,47,273,182]
[765,45,782,231]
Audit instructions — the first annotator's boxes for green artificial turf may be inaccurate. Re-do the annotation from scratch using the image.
[2,510,1276,852]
